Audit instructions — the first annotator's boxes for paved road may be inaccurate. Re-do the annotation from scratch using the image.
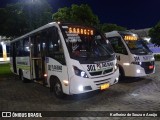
[0,62,160,120]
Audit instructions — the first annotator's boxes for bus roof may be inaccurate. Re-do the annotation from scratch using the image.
[105,31,137,38]
[10,22,97,43]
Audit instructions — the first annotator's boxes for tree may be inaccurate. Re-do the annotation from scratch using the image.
[52,4,100,27]
[100,23,126,33]
[149,21,160,46]
[2,3,27,37]
[0,0,52,38]
[0,8,9,36]
[23,0,52,31]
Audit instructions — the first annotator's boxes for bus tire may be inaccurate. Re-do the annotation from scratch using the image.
[50,77,64,98]
[19,70,26,83]
[119,66,125,81]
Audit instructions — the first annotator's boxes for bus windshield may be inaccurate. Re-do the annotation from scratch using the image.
[120,33,152,55]
[125,39,152,55]
[126,40,152,55]
[61,24,115,63]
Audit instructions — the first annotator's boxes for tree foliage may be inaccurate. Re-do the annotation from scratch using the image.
[1,3,27,37]
[0,0,52,38]
[149,21,160,46]
[0,1,127,38]
[52,4,100,26]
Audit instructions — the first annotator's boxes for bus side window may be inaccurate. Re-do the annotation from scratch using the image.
[48,27,59,54]
[0,44,2,57]
[31,34,41,57]
[108,37,128,55]
[23,38,30,56]
[47,27,66,65]
[6,45,10,57]
[16,40,23,57]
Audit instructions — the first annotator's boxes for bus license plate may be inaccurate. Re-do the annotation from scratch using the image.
[100,83,110,90]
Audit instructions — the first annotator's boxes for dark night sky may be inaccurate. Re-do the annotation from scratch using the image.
[1,0,160,29]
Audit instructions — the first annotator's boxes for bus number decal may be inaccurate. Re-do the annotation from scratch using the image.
[134,56,140,61]
[97,63,102,69]
[87,65,96,71]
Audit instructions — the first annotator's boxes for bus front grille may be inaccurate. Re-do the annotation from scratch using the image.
[89,71,102,76]
[103,68,113,75]
[89,68,113,76]
[94,78,110,88]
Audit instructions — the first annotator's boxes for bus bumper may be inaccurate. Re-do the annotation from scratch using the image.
[69,69,119,95]
[123,64,155,77]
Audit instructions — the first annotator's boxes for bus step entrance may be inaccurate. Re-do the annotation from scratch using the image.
[34,79,48,87]
[32,58,46,83]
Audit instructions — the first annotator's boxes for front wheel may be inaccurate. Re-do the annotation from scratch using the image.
[119,68,125,81]
[19,70,27,83]
[50,78,64,98]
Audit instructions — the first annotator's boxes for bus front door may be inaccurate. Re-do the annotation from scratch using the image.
[31,35,46,84]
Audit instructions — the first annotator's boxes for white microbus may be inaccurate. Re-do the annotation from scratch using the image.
[10,22,119,98]
[0,41,10,62]
[105,31,155,78]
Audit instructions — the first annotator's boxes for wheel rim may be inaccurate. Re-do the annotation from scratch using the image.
[54,82,62,96]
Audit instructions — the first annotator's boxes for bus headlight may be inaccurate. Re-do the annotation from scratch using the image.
[73,66,88,78]
[151,57,155,61]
